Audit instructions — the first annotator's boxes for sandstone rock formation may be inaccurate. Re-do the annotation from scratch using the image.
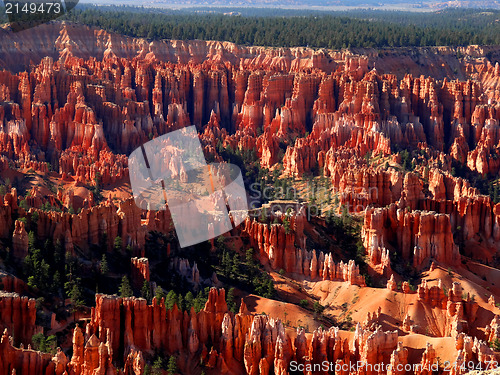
[0,287,496,375]
[12,220,28,259]
[0,292,37,346]
[363,204,460,271]
[130,257,150,291]
[242,210,366,286]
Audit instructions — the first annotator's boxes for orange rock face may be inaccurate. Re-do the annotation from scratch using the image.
[12,219,28,259]
[0,292,37,347]
[0,329,53,375]
[241,207,366,286]
[0,272,26,295]
[0,287,496,375]
[362,204,461,271]
[130,257,150,290]
[4,197,157,257]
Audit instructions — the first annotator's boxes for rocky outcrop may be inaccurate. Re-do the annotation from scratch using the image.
[0,287,494,375]
[130,257,150,291]
[170,258,201,289]
[485,315,500,344]
[353,324,399,374]
[87,288,229,362]
[242,209,366,286]
[0,192,14,240]
[12,219,29,259]
[414,343,438,375]
[0,329,54,375]
[362,204,460,270]
[0,272,26,295]
[0,292,37,346]
[66,325,115,375]
[417,280,478,337]
[3,197,156,256]
[455,333,497,371]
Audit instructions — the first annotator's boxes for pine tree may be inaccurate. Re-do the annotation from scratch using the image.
[154,286,167,302]
[184,291,194,311]
[151,357,163,375]
[260,207,267,223]
[313,301,325,319]
[227,287,237,313]
[246,248,254,266]
[221,251,231,277]
[54,239,64,267]
[113,236,122,252]
[32,333,57,355]
[492,338,500,351]
[119,276,133,298]
[177,294,184,311]
[28,231,36,251]
[283,215,291,234]
[52,271,61,294]
[165,290,178,310]
[193,290,206,313]
[265,278,275,298]
[100,254,109,275]
[216,235,226,252]
[141,281,152,303]
[65,278,84,319]
[167,356,178,375]
[231,253,240,278]
[19,199,29,210]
